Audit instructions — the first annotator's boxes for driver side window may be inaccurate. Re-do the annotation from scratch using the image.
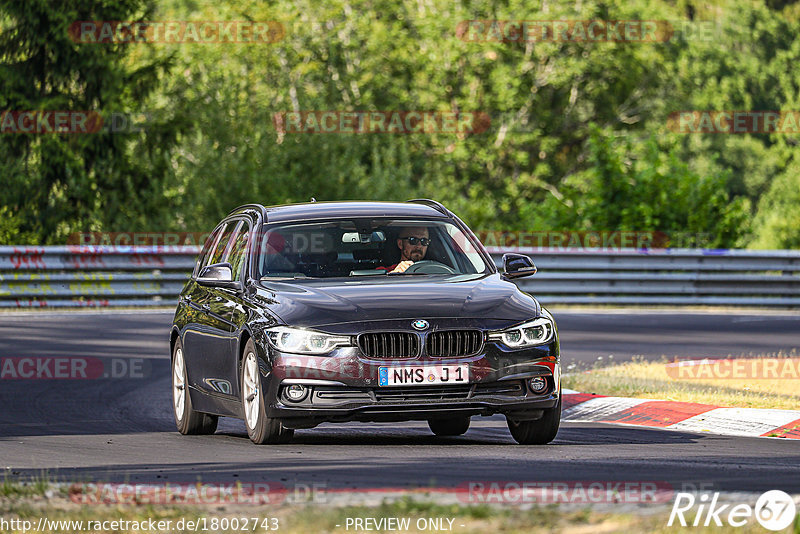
[194,224,225,277]
[208,223,236,266]
[225,221,250,281]
[194,221,236,277]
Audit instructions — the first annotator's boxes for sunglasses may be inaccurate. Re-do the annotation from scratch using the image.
[400,236,431,246]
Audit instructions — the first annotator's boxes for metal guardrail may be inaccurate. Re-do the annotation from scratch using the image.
[488,247,800,306]
[0,246,196,308]
[1,246,799,308]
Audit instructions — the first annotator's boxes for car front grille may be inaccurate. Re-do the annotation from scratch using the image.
[373,381,525,402]
[474,381,525,396]
[286,380,527,407]
[358,332,419,358]
[426,330,484,358]
[374,385,472,402]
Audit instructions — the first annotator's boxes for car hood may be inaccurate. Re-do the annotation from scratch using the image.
[254,273,540,330]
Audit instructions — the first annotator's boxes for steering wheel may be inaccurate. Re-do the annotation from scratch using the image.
[403,260,457,275]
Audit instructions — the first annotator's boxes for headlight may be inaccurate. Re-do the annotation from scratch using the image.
[265,326,351,355]
[488,317,554,348]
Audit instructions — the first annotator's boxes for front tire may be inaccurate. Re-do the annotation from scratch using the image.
[507,396,561,445]
[172,339,218,435]
[241,340,293,444]
[428,417,471,436]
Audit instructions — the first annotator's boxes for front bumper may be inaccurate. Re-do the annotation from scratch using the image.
[261,342,560,428]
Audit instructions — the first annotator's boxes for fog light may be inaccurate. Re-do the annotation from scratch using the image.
[285,384,309,402]
[529,377,547,394]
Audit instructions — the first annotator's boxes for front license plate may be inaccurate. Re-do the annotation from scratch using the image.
[378,365,469,386]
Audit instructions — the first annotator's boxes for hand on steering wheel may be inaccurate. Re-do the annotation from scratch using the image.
[389,261,414,274]
[400,260,456,275]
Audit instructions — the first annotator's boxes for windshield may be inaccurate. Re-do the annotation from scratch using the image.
[256,218,490,279]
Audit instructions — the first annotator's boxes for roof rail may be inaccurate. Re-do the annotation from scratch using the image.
[227,204,268,220]
[407,198,450,216]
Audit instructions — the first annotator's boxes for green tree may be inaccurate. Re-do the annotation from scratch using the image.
[532,125,749,247]
[0,0,178,243]
[750,163,800,248]
[5,0,797,248]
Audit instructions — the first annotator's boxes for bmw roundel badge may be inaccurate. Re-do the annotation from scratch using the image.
[412,319,429,330]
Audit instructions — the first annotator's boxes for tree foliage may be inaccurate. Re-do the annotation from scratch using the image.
[1,0,799,248]
[0,0,177,243]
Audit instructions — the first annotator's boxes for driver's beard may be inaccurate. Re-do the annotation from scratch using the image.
[409,250,424,261]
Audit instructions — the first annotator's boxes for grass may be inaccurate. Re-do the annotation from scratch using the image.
[563,352,800,410]
[1,472,56,499]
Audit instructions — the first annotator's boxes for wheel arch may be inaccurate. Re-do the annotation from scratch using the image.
[238,327,253,362]
[169,327,181,361]
[236,328,254,391]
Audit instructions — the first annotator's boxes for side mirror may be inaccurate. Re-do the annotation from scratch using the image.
[196,262,241,289]
[502,253,537,279]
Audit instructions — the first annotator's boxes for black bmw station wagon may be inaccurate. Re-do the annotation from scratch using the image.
[170,200,561,444]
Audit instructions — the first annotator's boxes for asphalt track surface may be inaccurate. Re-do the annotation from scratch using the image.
[1,310,799,494]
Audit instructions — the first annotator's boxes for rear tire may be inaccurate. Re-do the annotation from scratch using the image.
[241,340,294,444]
[507,396,561,444]
[428,417,470,436]
[172,339,218,435]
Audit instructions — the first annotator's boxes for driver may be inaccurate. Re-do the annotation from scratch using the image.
[379,226,430,273]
